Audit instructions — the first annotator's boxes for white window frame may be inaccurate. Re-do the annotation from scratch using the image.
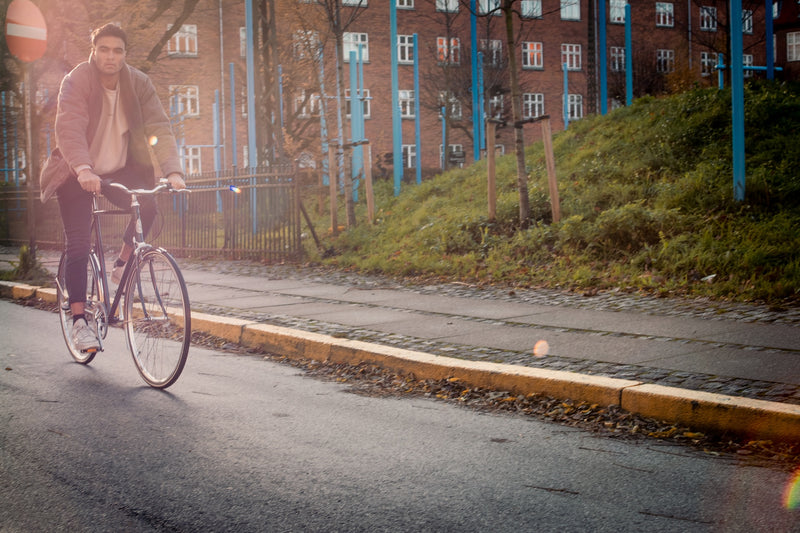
[402,144,416,168]
[439,91,462,120]
[743,54,754,77]
[169,85,200,117]
[521,0,542,18]
[610,0,626,24]
[182,146,202,175]
[342,0,366,6]
[522,41,543,69]
[489,94,503,119]
[656,49,675,73]
[522,93,544,119]
[240,27,247,58]
[436,0,458,12]
[167,24,198,57]
[399,90,415,118]
[293,30,319,60]
[561,43,582,71]
[788,32,800,62]
[561,0,580,20]
[397,0,414,8]
[656,2,674,27]
[742,10,753,34]
[481,39,503,67]
[398,35,414,65]
[610,46,625,72]
[294,90,321,118]
[700,6,717,32]
[345,88,371,119]
[568,94,583,120]
[437,37,461,65]
[343,32,369,62]
[478,0,501,15]
[700,51,717,76]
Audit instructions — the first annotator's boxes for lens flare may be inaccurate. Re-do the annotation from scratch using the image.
[533,340,549,358]
[784,467,800,510]
[148,135,158,146]
[229,185,241,194]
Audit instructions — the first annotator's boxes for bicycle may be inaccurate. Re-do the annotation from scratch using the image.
[55,179,191,389]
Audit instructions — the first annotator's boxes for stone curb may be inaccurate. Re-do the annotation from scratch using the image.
[4,281,799,443]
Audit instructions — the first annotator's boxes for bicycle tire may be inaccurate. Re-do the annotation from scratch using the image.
[124,248,191,388]
[56,251,105,364]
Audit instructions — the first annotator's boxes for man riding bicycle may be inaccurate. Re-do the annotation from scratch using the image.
[43,23,186,352]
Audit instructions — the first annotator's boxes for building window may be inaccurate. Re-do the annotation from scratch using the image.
[743,54,754,77]
[522,93,544,119]
[489,94,503,119]
[294,90,320,118]
[343,0,366,5]
[700,6,717,31]
[293,30,319,60]
[481,39,503,67]
[240,27,247,58]
[562,43,582,70]
[345,89,371,118]
[610,0,626,24]
[522,41,543,69]
[402,144,416,168]
[521,0,542,18]
[398,35,414,64]
[399,90,415,118]
[656,49,675,73]
[167,24,197,57]
[439,91,462,120]
[344,32,369,62]
[182,146,202,175]
[568,94,583,120]
[788,32,800,61]
[437,37,461,65]
[478,0,501,15]
[436,0,458,12]
[656,3,674,27]
[561,0,580,20]
[700,51,717,76]
[742,10,753,34]
[169,85,200,116]
[610,46,625,72]
[397,0,414,8]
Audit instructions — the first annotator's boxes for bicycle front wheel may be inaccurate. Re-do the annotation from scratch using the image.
[57,251,105,364]
[124,248,191,388]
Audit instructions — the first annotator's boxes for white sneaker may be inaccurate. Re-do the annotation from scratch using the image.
[111,264,124,285]
[71,318,100,352]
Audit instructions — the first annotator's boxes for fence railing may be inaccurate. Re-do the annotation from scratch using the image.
[0,166,303,261]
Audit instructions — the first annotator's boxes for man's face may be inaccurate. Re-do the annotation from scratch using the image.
[92,36,126,76]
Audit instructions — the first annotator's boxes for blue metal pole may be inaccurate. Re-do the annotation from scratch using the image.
[349,50,362,202]
[318,46,329,187]
[2,92,8,183]
[766,0,774,80]
[413,33,421,185]
[563,63,569,130]
[598,0,607,114]
[214,90,222,212]
[470,0,479,161]
[477,51,485,153]
[625,4,633,105]
[278,64,285,137]
[441,105,446,169]
[717,53,725,90]
[229,63,238,169]
[390,0,402,195]
[244,0,257,169]
[730,0,745,202]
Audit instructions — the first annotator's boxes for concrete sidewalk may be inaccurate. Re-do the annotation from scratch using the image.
[2,247,800,441]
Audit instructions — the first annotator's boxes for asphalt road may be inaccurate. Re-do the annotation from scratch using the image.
[1,301,798,532]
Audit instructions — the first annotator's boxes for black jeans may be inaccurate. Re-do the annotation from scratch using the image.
[57,164,157,306]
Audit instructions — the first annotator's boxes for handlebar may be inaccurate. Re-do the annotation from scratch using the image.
[100,178,190,196]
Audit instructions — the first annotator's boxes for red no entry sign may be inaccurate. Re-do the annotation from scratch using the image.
[5,0,47,62]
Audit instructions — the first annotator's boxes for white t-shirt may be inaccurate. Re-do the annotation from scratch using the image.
[89,85,129,175]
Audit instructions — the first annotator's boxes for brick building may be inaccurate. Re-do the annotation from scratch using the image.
[8,1,798,183]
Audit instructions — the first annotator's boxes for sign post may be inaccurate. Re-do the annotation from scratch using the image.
[5,0,47,264]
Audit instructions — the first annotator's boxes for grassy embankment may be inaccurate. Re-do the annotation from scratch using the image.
[304,82,800,305]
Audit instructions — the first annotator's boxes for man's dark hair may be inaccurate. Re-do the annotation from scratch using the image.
[91,23,128,49]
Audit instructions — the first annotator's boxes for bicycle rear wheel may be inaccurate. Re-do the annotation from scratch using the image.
[56,251,106,364]
[124,248,191,388]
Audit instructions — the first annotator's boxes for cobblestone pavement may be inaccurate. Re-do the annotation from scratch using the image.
[180,258,800,406]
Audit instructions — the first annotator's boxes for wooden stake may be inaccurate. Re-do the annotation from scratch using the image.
[541,117,560,223]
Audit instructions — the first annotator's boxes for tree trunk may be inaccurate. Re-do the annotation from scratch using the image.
[503,0,529,229]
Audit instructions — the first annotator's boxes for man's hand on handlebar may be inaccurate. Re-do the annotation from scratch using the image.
[165,172,186,191]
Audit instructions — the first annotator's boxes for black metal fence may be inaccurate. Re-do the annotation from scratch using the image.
[0,165,303,261]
